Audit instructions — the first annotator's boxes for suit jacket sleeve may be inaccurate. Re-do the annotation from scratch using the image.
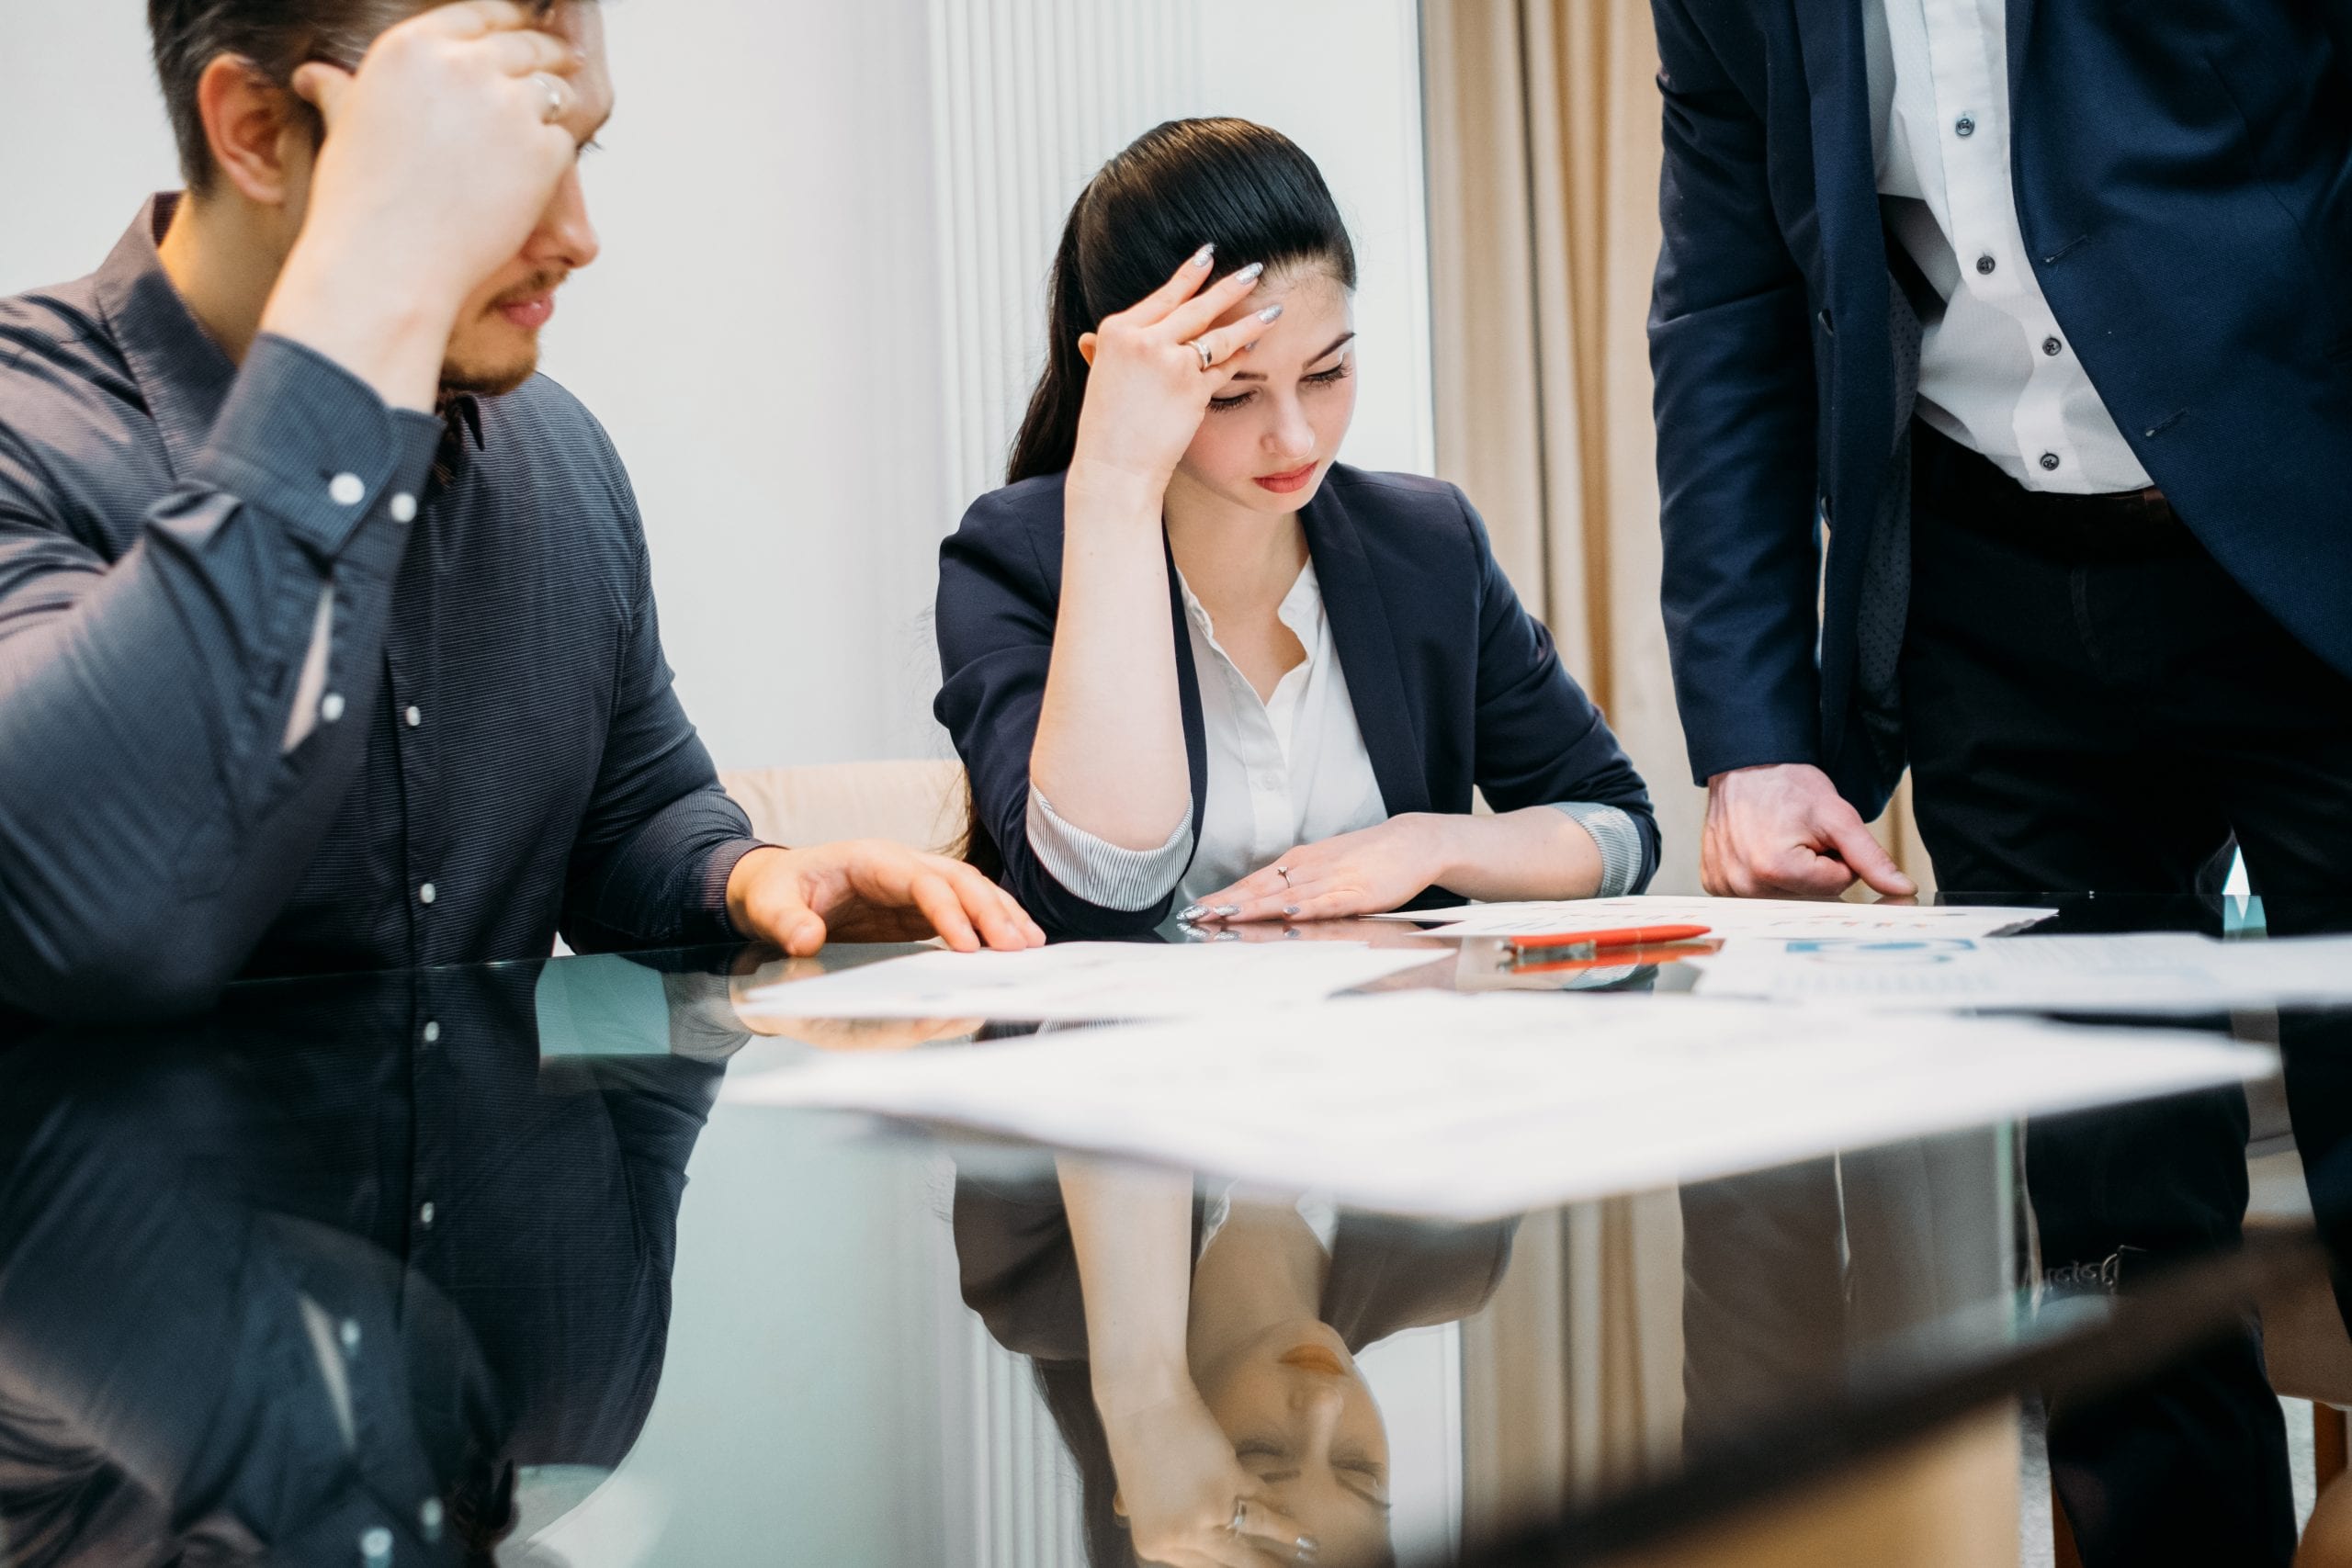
[1456,490,1662,891]
[934,488,1183,938]
[1648,0,1828,784]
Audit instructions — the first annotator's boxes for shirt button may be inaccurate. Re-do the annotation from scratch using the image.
[360,1529,393,1568]
[419,1201,436,1228]
[329,472,366,507]
[2042,336,2064,356]
[1975,254,1996,276]
[422,1020,441,1044]
[389,492,418,524]
[1954,115,1976,138]
[320,692,345,724]
[405,705,423,728]
[418,882,437,906]
[2039,452,2062,471]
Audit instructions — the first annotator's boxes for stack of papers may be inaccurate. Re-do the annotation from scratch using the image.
[1691,932,2352,1013]
[731,940,1446,1023]
[1371,895,2054,942]
[725,993,2270,1220]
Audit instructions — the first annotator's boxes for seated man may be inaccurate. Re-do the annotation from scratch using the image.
[0,0,1041,1021]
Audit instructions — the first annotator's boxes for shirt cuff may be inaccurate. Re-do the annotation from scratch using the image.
[1025,787,1192,912]
[193,333,445,561]
[1551,802,1645,897]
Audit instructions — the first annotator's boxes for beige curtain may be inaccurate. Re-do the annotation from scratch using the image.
[1420,0,1934,896]
[1425,0,1937,1540]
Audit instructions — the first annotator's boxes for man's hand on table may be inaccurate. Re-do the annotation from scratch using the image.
[726,841,1046,956]
[1702,762,1917,899]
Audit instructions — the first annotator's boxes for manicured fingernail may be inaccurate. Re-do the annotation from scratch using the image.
[1283,905,1300,918]
[1191,243,1216,268]
[1178,904,1207,922]
[1215,905,1241,917]
[1214,931,1239,942]
[1237,261,1266,282]
[1257,303,1284,323]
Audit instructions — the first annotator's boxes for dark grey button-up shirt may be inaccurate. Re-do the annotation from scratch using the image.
[0,197,762,1019]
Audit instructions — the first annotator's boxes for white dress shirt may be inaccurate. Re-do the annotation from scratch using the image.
[1025,561,1644,912]
[1864,0,2154,493]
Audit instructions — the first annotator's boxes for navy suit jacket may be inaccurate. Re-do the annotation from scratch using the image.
[934,465,1659,937]
[1649,0,2352,817]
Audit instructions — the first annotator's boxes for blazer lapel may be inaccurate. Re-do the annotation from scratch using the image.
[1793,0,1898,517]
[2007,0,2040,115]
[1299,486,1431,818]
[1162,530,1212,852]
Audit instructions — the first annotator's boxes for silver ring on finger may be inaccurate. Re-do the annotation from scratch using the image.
[1191,338,1216,372]
[1227,1497,1249,1536]
[1275,865,1292,886]
[531,72,568,123]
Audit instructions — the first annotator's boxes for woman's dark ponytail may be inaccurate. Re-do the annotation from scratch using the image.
[1001,118,1358,489]
[1005,205,1098,485]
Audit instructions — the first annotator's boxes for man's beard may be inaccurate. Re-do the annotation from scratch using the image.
[438,272,563,399]
[438,349,539,400]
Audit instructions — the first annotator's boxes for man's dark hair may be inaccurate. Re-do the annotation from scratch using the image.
[147,0,562,195]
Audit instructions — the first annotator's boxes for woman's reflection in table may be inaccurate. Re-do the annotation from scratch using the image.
[956,1151,1514,1567]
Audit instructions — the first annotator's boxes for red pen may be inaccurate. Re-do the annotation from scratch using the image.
[1502,923,1713,964]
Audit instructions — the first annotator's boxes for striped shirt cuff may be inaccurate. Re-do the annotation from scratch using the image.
[1025,786,1193,912]
[1550,802,1645,897]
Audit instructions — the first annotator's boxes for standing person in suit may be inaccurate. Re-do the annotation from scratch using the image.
[1645,5,2348,1562]
[937,118,1657,941]
[1649,2,2352,908]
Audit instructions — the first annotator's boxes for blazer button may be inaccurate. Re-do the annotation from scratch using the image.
[1816,308,1835,336]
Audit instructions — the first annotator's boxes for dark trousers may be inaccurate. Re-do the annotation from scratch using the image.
[1902,424,2352,1566]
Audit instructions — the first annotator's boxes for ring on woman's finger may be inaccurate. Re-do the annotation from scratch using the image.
[1274,865,1292,886]
[1227,1498,1250,1535]
[1191,338,1216,372]
[530,71,568,122]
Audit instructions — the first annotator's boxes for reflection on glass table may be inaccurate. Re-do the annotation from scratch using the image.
[0,893,2342,1568]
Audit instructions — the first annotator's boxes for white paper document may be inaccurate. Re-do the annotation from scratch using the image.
[731,941,1447,1023]
[1691,932,2352,1013]
[1371,895,2055,942]
[724,993,2270,1219]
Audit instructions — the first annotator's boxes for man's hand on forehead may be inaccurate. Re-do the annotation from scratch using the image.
[257,0,597,411]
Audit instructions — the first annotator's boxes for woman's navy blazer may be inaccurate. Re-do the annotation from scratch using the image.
[934,463,1659,937]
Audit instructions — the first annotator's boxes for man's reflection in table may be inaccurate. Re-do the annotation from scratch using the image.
[0,960,724,1564]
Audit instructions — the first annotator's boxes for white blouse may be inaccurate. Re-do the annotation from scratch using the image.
[1025,560,1641,912]
[1863,0,2153,493]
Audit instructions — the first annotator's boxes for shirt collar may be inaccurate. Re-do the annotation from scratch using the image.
[91,193,493,473]
[90,194,239,479]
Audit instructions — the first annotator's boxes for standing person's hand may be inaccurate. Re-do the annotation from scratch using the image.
[1701,763,1916,898]
[263,1,585,408]
[1068,247,1283,494]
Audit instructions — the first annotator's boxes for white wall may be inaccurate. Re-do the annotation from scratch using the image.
[0,0,1434,773]
[0,6,180,290]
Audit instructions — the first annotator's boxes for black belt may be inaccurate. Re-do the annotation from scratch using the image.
[1914,423,2199,563]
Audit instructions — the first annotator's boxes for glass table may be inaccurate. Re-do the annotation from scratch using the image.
[0,895,2342,1567]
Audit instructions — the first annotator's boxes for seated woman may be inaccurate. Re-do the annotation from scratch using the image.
[936,118,1657,938]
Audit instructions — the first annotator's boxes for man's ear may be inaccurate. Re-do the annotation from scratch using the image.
[193,54,312,206]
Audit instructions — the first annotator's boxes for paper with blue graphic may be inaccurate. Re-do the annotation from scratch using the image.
[1692,932,2352,1012]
